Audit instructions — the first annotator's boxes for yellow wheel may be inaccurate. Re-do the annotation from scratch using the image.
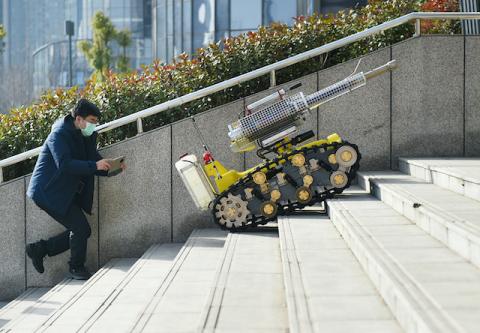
[303,175,314,187]
[335,146,358,167]
[253,171,267,185]
[261,201,278,218]
[291,153,306,167]
[328,154,337,165]
[296,186,312,204]
[270,189,281,202]
[330,171,348,188]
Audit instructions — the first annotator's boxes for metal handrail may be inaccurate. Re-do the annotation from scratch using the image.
[1,11,479,182]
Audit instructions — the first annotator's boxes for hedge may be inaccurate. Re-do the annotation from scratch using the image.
[0,0,460,182]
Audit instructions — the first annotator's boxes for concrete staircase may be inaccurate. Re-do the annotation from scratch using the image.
[0,229,229,333]
[199,227,288,332]
[279,215,402,333]
[328,158,480,333]
[0,289,48,329]
[1,158,480,332]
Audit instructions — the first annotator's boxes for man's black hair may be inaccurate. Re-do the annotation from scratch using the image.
[71,99,101,119]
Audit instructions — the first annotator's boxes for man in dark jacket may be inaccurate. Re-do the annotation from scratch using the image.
[26,99,125,280]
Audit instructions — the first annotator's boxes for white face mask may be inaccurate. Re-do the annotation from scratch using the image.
[80,118,97,137]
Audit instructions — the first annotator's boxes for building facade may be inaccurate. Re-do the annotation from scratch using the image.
[0,0,154,103]
[78,0,153,69]
[1,0,28,68]
[460,0,480,34]
[152,0,367,63]
[1,0,31,113]
[31,0,153,95]
[29,0,86,95]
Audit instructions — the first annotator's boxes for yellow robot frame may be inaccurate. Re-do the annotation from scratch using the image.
[203,133,342,195]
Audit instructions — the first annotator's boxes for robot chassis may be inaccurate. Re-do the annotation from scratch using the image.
[176,60,397,231]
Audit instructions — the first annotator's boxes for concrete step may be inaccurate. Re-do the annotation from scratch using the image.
[278,215,403,333]
[199,227,288,333]
[0,278,86,332]
[328,196,480,333]
[359,171,480,268]
[81,243,183,332]
[127,228,228,333]
[0,288,49,329]
[399,158,480,202]
[0,259,135,332]
[37,258,137,332]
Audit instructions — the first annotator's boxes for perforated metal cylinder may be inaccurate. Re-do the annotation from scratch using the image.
[305,72,366,109]
[227,72,367,152]
[228,93,309,151]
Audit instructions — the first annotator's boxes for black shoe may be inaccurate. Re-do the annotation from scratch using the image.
[26,241,47,274]
[68,266,92,280]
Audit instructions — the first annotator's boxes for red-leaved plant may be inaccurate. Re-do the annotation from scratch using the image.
[421,0,460,32]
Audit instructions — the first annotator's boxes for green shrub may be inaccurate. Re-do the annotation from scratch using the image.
[0,0,460,181]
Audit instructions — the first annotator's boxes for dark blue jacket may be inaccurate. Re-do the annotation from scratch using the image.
[27,114,107,218]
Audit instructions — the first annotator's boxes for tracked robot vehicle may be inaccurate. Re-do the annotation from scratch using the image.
[176,60,396,230]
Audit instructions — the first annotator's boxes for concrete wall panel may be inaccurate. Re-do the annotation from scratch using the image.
[392,36,465,168]
[465,36,480,157]
[98,126,172,265]
[0,178,26,300]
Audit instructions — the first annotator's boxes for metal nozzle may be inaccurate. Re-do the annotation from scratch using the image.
[364,60,397,80]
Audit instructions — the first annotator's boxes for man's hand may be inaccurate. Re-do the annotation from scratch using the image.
[96,159,112,171]
[120,161,127,171]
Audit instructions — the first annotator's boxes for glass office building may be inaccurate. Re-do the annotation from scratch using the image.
[32,0,153,94]
[78,0,153,69]
[32,40,92,96]
[1,0,28,68]
[152,0,367,63]
[1,0,153,98]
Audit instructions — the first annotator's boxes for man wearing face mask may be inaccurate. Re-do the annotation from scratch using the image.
[26,99,125,280]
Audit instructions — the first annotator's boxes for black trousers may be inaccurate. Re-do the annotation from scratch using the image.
[43,199,91,268]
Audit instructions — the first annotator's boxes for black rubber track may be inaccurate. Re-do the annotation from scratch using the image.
[211,141,361,231]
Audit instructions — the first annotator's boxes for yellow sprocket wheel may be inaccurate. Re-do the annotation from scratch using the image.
[330,171,348,188]
[261,201,278,218]
[296,186,312,204]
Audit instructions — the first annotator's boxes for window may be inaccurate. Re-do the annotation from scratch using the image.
[231,0,261,31]
[183,0,192,54]
[155,0,167,61]
[319,0,367,14]
[167,0,174,60]
[215,0,229,40]
[109,6,124,18]
[264,0,296,25]
[144,0,152,38]
[297,0,315,16]
[174,0,183,56]
[193,0,215,51]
